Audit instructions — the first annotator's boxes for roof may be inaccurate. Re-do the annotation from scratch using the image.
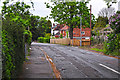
[55,32,60,35]
[61,25,69,30]
[54,24,64,30]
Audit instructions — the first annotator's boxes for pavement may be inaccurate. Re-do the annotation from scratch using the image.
[18,45,56,79]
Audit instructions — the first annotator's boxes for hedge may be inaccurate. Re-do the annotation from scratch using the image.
[2,17,25,79]
[37,37,50,43]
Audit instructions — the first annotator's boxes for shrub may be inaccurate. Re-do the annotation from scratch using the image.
[37,37,50,43]
[104,11,120,56]
[24,30,32,45]
[60,34,63,38]
[38,37,44,43]
[2,20,25,79]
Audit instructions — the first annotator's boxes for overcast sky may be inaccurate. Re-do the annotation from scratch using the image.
[0,0,119,23]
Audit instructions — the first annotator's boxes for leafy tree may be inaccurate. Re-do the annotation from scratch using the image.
[50,0,91,2]
[103,0,117,8]
[2,1,33,78]
[45,1,95,39]
[93,16,108,30]
[30,16,52,41]
[98,7,115,19]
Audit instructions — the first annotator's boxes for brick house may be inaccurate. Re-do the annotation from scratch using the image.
[60,24,69,38]
[73,27,91,40]
[60,25,91,40]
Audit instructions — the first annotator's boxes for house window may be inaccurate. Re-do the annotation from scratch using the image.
[81,31,85,35]
[73,33,76,34]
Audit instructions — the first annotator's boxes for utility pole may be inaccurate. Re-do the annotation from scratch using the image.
[80,15,82,46]
[90,5,92,45]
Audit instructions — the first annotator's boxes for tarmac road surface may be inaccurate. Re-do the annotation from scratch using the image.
[20,42,120,79]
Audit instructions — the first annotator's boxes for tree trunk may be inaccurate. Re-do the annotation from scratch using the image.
[69,24,73,39]
[69,5,74,39]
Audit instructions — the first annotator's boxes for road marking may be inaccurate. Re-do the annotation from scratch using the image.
[99,63,120,75]
[39,47,62,80]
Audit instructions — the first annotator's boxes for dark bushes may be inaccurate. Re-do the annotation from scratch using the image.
[37,37,50,43]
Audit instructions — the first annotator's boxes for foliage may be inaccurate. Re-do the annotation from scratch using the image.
[2,1,32,79]
[49,0,91,2]
[37,37,50,43]
[24,30,32,45]
[45,33,51,38]
[66,30,69,38]
[104,11,120,56]
[45,1,95,39]
[2,30,15,79]
[30,16,52,41]
[103,0,117,8]
[38,37,44,43]
[60,34,63,38]
[90,48,104,52]
[109,11,120,34]
[93,16,108,29]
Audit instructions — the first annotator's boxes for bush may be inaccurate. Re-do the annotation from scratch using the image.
[24,30,32,45]
[104,11,120,56]
[2,19,25,79]
[44,37,50,43]
[60,34,63,38]
[38,37,44,43]
[38,37,50,43]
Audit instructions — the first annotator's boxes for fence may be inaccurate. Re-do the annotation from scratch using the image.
[50,38,90,46]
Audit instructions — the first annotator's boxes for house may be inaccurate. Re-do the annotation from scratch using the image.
[60,24,69,38]
[52,24,64,38]
[52,23,91,39]
[60,25,91,40]
[73,27,91,40]
[51,23,58,36]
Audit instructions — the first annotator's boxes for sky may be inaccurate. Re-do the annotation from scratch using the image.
[0,0,119,23]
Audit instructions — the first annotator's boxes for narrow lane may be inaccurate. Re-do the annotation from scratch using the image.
[31,42,119,78]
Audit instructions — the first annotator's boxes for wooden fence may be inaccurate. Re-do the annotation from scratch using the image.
[50,38,90,46]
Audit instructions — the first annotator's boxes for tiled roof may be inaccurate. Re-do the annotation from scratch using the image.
[54,24,64,30]
[61,25,69,30]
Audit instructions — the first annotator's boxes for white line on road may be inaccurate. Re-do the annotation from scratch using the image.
[99,63,120,75]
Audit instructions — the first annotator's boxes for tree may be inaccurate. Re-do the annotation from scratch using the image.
[30,16,52,41]
[98,7,115,19]
[46,1,95,39]
[93,16,108,30]
[2,1,33,78]
[103,0,117,8]
[50,0,91,2]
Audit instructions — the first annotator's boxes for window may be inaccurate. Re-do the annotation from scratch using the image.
[73,33,76,34]
[81,31,85,35]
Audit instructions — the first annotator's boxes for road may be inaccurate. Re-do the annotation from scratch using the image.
[31,42,119,79]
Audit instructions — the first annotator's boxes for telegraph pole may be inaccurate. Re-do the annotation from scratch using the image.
[90,5,92,45]
[80,15,82,46]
